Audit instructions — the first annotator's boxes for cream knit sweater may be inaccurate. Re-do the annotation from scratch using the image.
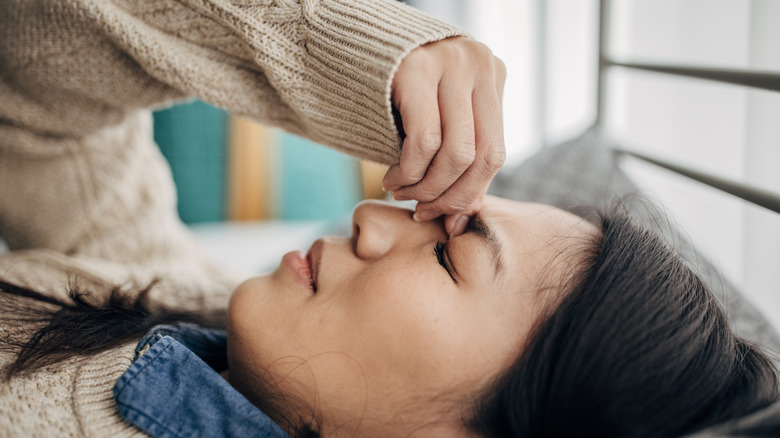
[0,0,465,435]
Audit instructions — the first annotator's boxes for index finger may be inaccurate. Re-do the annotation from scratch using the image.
[382,78,442,191]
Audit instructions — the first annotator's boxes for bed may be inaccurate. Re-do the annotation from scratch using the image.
[485,0,780,435]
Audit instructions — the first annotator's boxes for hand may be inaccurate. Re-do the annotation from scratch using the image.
[382,37,506,237]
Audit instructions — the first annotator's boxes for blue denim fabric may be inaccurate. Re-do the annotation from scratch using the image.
[113,324,289,438]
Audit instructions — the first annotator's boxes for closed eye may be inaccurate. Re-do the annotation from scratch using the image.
[434,241,458,283]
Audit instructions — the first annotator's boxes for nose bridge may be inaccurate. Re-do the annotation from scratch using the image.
[352,201,412,260]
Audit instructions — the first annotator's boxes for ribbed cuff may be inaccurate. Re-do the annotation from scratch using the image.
[299,0,468,164]
[73,342,143,437]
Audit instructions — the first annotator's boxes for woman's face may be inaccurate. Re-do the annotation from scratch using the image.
[227,196,598,436]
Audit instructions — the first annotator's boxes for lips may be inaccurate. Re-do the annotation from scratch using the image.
[306,239,323,293]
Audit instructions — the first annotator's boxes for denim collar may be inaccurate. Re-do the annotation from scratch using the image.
[113,324,289,438]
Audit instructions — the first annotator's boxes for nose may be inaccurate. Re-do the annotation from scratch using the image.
[351,200,434,260]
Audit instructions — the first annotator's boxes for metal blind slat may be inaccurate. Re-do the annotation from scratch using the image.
[615,148,780,214]
[607,60,780,92]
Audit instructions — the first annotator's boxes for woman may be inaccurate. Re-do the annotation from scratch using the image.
[2,197,778,437]
[1,1,778,437]
[0,0,504,434]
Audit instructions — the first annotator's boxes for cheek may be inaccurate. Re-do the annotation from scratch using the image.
[337,265,492,384]
[358,274,533,390]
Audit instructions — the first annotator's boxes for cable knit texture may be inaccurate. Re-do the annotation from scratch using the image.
[0,0,466,435]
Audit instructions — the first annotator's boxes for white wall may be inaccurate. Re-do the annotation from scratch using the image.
[743,0,780,331]
[606,0,780,330]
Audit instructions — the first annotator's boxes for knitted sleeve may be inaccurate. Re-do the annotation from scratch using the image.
[0,0,464,263]
[2,0,466,163]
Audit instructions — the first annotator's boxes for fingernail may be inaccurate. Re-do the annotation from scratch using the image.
[449,214,469,238]
[413,209,438,222]
[382,180,400,192]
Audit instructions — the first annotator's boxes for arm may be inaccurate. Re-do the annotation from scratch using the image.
[2,0,465,163]
[0,0,465,261]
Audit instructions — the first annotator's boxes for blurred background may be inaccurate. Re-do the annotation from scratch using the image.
[153,0,779,328]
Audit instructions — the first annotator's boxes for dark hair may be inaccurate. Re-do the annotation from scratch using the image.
[0,279,319,437]
[0,279,225,379]
[467,210,779,437]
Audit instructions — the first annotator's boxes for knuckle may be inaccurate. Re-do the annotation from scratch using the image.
[441,40,467,62]
[447,144,476,170]
[415,131,443,155]
[415,189,440,203]
[483,145,506,173]
[438,39,498,74]
[401,46,431,71]
[433,197,469,215]
[398,166,425,183]
[496,57,507,76]
[398,158,422,176]
[470,41,495,62]
[446,195,471,211]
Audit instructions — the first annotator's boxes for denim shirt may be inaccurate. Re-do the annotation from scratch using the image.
[113,324,289,438]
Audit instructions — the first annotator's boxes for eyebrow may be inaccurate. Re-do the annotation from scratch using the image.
[464,214,504,276]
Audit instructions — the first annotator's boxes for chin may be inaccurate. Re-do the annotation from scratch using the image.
[228,276,265,321]
[233,274,272,295]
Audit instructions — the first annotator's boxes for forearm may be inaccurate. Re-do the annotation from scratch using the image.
[2,0,465,163]
[0,0,465,260]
